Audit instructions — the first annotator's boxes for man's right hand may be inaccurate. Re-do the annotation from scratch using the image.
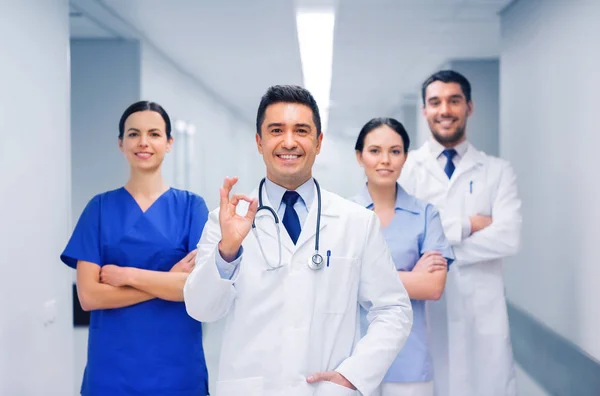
[218,177,259,262]
[470,214,493,234]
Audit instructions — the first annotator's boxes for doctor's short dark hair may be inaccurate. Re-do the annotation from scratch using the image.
[421,70,472,105]
[355,117,410,154]
[118,101,172,140]
[256,85,322,136]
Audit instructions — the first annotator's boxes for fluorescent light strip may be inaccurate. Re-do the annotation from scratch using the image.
[296,9,335,133]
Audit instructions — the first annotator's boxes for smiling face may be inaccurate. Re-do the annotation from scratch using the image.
[356,125,406,188]
[423,81,473,147]
[118,110,173,172]
[256,102,323,190]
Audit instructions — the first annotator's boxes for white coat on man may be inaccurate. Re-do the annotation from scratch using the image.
[184,184,413,396]
[400,140,522,396]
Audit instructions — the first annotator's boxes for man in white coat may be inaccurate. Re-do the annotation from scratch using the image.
[184,85,413,396]
[399,70,522,396]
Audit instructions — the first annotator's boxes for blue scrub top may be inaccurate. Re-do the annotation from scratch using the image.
[351,183,455,383]
[61,187,209,396]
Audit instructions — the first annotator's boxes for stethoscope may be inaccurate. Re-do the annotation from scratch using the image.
[251,178,324,271]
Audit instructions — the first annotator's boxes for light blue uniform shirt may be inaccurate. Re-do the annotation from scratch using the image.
[351,183,455,383]
[216,178,315,278]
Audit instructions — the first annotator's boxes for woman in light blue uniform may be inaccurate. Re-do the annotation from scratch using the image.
[351,118,455,396]
[61,101,209,395]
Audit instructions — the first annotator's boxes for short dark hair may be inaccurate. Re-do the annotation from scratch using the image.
[421,70,472,105]
[255,85,322,136]
[355,117,410,153]
[118,101,172,140]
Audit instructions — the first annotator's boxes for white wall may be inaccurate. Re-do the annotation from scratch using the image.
[401,103,418,149]
[500,0,600,359]
[515,364,549,396]
[415,100,430,148]
[140,44,260,211]
[314,133,364,199]
[0,1,74,394]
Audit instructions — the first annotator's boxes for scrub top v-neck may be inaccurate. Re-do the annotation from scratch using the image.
[61,187,210,396]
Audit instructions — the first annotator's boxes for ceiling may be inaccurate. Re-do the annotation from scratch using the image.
[69,0,512,136]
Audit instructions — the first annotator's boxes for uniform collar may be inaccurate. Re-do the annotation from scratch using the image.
[264,177,315,211]
[429,138,469,160]
[354,183,421,214]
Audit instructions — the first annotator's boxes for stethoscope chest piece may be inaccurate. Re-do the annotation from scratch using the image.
[308,252,325,270]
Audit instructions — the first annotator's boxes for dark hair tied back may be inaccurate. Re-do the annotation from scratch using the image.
[118,101,172,140]
[355,117,410,153]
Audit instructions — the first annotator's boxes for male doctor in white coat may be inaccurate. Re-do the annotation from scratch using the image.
[184,85,413,396]
[399,70,522,396]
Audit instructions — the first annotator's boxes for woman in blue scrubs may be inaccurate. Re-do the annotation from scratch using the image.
[61,101,209,395]
[351,118,455,396]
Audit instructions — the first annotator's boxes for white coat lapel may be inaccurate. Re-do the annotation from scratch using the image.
[415,142,448,185]
[450,143,485,184]
[295,188,338,252]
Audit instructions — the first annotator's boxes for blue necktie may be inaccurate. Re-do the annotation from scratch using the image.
[282,191,301,244]
[442,149,457,179]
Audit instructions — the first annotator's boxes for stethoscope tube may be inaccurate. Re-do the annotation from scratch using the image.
[252,178,324,271]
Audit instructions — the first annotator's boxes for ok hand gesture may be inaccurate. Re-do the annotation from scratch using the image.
[218,177,258,261]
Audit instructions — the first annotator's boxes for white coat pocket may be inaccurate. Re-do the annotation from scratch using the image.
[215,377,263,396]
[317,257,358,314]
[315,380,359,395]
[464,179,492,216]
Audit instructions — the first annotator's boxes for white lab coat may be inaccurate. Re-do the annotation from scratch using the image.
[399,142,522,396]
[184,184,413,396]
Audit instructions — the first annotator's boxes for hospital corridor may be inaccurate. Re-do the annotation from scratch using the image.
[1,0,599,395]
